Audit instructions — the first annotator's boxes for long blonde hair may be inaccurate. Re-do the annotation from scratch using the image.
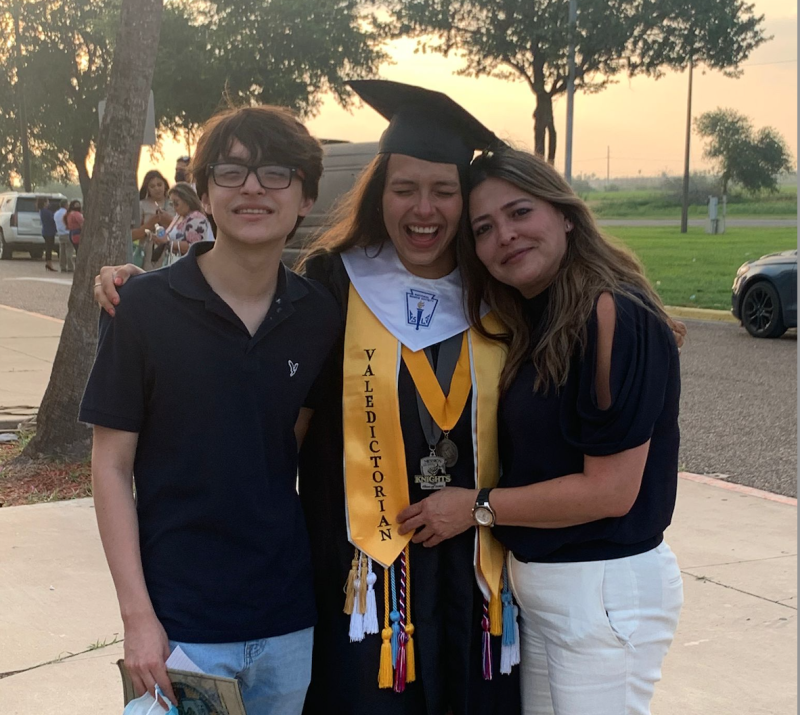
[461,148,669,393]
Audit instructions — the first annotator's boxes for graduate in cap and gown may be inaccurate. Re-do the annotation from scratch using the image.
[296,80,521,715]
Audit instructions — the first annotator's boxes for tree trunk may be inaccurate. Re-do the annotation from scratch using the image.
[546,114,557,165]
[23,0,164,460]
[532,90,556,163]
[72,140,93,208]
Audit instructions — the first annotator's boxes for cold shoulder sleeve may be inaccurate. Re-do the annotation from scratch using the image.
[560,292,678,456]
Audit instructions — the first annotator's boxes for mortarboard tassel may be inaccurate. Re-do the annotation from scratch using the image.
[364,557,379,635]
[378,565,394,688]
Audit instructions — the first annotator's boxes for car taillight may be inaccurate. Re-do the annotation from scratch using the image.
[10,213,17,227]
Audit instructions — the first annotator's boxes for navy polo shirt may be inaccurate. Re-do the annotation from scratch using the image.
[79,242,342,643]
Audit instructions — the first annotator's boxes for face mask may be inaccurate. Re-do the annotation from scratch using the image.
[123,685,179,715]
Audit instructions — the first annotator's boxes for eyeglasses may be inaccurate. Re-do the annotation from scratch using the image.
[208,163,298,190]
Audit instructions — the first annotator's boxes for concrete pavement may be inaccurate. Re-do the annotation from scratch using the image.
[0,303,796,713]
[0,479,795,713]
[0,305,63,429]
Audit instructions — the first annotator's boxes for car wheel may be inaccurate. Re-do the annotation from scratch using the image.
[742,281,786,338]
[0,233,11,260]
[29,249,43,260]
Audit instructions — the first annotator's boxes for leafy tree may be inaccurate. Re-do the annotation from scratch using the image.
[1,0,386,196]
[386,0,768,163]
[23,0,164,460]
[152,0,387,145]
[696,109,794,195]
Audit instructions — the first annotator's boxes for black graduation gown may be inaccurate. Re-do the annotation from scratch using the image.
[298,253,521,715]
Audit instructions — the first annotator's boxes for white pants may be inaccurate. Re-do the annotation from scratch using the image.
[509,542,683,715]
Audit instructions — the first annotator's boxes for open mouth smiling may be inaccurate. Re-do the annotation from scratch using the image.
[405,224,442,244]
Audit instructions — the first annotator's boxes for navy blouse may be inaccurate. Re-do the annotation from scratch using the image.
[493,288,681,563]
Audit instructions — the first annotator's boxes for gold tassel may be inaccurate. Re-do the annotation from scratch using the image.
[378,567,393,688]
[358,552,368,615]
[343,554,358,615]
[489,588,503,636]
[405,623,416,683]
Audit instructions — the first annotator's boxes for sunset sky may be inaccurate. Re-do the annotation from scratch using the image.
[144,0,797,185]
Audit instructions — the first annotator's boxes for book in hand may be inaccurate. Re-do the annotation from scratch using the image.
[118,646,246,714]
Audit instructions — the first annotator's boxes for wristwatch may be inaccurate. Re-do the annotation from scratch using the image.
[472,488,496,527]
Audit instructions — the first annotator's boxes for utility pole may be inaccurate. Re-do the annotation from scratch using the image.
[606,146,610,187]
[564,0,578,183]
[680,58,694,234]
[11,2,32,191]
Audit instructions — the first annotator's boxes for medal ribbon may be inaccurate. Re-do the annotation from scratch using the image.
[401,334,471,432]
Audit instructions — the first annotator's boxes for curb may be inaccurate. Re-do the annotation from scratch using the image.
[679,471,797,506]
[665,306,738,324]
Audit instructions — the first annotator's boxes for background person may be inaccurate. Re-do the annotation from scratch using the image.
[54,199,75,272]
[37,197,57,272]
[151,183,213,266]
[65,200,84,251]
[174,155,192,184]
[131,170,174,270]
[398,146,684,715]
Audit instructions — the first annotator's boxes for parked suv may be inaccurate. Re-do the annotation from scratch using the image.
[0,192,67,260]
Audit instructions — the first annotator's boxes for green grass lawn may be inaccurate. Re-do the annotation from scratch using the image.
[584,185,797,219]
[606,226,798,310]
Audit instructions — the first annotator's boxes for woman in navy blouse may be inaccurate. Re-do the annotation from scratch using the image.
[37,198,58,271]
[398,147,683,715]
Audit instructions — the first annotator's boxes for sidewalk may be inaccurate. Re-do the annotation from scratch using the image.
[0,479,795,713]
[0,305,63,429]
[0,305,796,713]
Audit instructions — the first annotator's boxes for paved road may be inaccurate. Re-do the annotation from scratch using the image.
[679,319,796,498]
[0,257,796,496]
[0,257,74,320]
[597,218,797,227]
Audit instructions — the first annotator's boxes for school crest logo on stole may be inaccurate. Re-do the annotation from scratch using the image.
[406,289,438,331]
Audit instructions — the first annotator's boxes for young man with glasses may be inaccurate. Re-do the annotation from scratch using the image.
[80,106,341,714]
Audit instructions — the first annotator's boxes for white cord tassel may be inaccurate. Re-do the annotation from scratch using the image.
[349,573,366,642]
[364,557,379,635]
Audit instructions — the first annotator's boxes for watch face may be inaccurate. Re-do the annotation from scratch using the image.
[474,506,494,527]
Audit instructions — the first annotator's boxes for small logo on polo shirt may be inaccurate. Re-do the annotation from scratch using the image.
[288,360,299,377]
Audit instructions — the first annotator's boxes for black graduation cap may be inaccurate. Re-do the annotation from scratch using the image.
[347,79,501,167]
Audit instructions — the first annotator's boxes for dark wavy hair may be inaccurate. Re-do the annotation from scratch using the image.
[138,170,170,201]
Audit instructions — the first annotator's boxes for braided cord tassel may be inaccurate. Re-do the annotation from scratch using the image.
[364,557,379,635]
[481,598,493,680]
[343,550,359,615]
[404,546,416,683]
[389,561,400,664]
[393,548,409,692]
[378,565,393,688]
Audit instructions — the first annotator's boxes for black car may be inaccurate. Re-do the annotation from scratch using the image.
[732,249,797,338]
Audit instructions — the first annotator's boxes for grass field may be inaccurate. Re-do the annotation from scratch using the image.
[606,226,798,310]
[584,185,797,219]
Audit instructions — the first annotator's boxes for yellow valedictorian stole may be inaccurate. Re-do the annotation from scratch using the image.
[342,284,508,602]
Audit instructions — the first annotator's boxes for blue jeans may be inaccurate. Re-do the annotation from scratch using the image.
[169,627,313,715]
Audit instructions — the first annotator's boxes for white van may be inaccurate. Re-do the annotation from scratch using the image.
[284,141,378,265]
[0,192,68,260]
